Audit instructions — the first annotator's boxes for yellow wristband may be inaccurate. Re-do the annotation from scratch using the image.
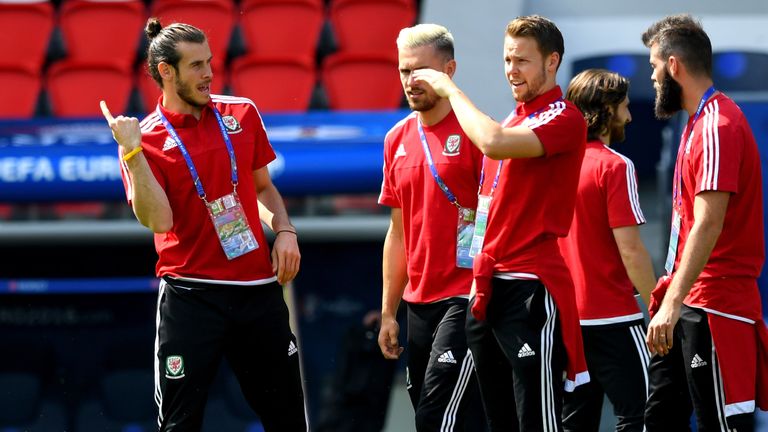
[122,146,143,162]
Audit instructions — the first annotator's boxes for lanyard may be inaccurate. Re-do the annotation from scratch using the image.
[477,99,562,197]
[672,86,716,210]
[156,106,238,202]
[417,118,460,208]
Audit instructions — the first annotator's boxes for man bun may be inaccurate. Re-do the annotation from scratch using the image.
[145,18,163,40]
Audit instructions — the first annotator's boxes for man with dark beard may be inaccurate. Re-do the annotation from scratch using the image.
[642,14,768,431]
[558,69,656,432]
[378,23,485,432]
[100,19,306,431]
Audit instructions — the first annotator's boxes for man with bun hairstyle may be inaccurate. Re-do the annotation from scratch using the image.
[412,15,589,431]
[101,18,307,431]
[378,23,485,432]
[642,14,768,431]
[559,69,655,432]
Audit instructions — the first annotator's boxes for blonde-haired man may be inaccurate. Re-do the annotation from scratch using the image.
[378,23,485,431]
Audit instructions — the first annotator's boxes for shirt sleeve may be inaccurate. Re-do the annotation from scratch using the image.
[378,134,400,208]
[528,101,587,157]
[690,103,740,195]
[604,156,646,228]
[247,105,277,171]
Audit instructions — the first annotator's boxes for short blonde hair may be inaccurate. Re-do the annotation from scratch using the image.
[396,23,454,60]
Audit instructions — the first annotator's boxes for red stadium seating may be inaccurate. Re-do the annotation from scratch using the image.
[0,0,54,71]
[58,0,145,71]
[46,61,133,117]
[322,51,402,110]
[0,66,41,118]
[328,0,416,53]
[136,65,163,113]
[136,63,227,113]
[230,54,316,113]
[151,0,235,72]
[238,0,324,57]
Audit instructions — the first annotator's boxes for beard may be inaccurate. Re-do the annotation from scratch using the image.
[175,75,208,108]
[407,91,439,112]
[609,119,627,143]
[513,65,547,103]
[654,69,683,120]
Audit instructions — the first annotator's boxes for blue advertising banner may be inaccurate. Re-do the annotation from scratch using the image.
[0,110,410,201]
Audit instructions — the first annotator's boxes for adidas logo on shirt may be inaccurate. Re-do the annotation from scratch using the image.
[437,350,457,364]
[287,341,298,357]
[394,143,407,158]
[162,136,177,151]
[518,343,536,358]
[690,354,708,368]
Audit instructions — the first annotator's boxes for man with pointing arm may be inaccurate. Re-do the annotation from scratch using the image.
[102,18,307,431]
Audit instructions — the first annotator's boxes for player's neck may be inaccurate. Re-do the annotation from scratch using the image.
[597,133,610,146]
[162,92,204,120]
[418,99,452,127]
[682,78,716,117]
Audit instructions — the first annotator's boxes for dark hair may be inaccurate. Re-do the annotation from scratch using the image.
[506,15,565,70]
[566,69,629,141]
[145,18,207,87]
[641,14,712,78]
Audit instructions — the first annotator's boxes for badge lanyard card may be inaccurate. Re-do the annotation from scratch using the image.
[417,120,475,269]
[664,86,716,274]
[157,107,259,260]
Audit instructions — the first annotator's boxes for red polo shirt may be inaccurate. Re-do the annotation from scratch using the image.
[120,95,276,282]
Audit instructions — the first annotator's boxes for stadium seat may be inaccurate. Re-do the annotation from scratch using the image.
[713,51,768,92]
[151,0,235,72]
[328,0,416,53]
[322,51,403,110]
[238,0,324,58]
[0,66,41,118]
[136,63,227,113]
[230,54,316,113]
[76,369,157,431]
[0,373,67,432]
[0,0,54,71]
[58,0,145,71]
[570,54,655,100]
[47,61,134,117]
[0,343,67,432]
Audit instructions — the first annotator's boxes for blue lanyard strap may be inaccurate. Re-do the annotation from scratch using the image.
[417,118,460,208]
[156,106,238,202]
[673,86,716,209]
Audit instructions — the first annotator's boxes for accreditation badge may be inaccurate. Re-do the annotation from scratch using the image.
[456,206,476,268]
[664,210,681,274]
[207,192,259,260]
[468,195,492,259]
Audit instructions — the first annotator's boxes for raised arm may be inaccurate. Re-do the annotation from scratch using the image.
[101,101,173,233]
[412,69,544,160]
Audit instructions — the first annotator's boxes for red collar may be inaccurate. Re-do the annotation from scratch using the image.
[515,86,564,118]
[155,96,215,128]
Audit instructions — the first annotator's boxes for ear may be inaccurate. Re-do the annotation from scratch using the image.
[158,62,174,81]
[547,52,560,73]
[444,58,457,78]
[667,55,680,79]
